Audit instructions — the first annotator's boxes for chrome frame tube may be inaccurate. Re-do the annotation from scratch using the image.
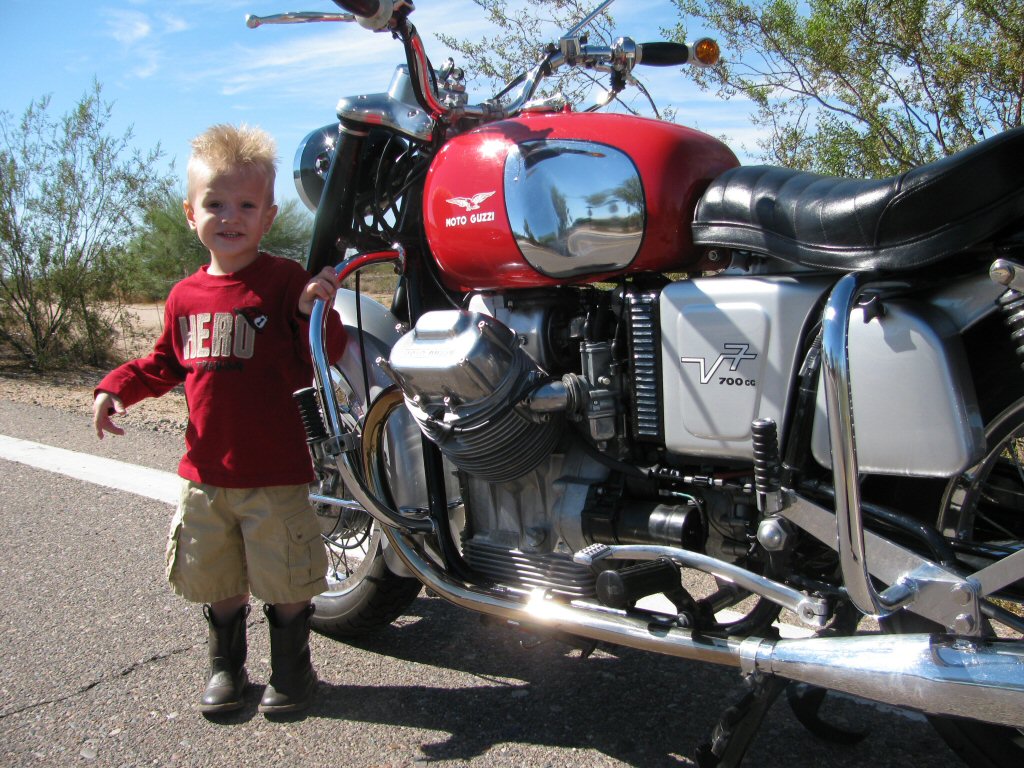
[310,247,405,438]
[308,247,431,535]
[820,273,915,616]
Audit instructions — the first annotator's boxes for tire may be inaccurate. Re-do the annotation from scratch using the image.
[883,393,1024,768]
[311,508,421,638]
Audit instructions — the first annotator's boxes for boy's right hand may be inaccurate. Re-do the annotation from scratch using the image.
[93,392,126,439]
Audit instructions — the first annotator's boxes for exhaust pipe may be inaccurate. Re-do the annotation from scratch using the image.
[386,527,1024,730]
[742,634,1024,729]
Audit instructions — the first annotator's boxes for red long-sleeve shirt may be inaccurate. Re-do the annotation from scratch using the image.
[97,253,346,488]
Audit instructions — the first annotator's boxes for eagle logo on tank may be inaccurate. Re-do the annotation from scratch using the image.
[445,191,496,227]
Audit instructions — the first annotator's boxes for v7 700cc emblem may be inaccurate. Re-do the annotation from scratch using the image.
[680,343,758,385]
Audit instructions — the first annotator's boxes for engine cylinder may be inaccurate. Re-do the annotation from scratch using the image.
[387,310,563,482]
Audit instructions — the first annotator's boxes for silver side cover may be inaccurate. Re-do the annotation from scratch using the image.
[661,276,832,460]
[811,301,985,476]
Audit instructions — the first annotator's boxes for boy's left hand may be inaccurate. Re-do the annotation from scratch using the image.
[298,266,340,317]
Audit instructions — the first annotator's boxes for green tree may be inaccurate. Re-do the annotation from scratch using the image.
[126,190,315,301]
[0,82,172,370]
[670,0,1024,175]
[440,1,1022,175]
[435,0,622,108]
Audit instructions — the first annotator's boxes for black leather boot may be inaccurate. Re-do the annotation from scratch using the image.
[199,604,250,713]
[258,604,316,714]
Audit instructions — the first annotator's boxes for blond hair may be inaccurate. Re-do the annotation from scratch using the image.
[187,123,277,201]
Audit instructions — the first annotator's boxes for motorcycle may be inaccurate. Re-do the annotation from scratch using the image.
[247,1,1024,765]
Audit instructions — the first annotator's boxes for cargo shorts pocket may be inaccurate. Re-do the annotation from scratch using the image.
[165,505,185,581]
[284,509,326,589]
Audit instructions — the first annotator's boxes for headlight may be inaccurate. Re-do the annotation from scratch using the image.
[293,123,340,211]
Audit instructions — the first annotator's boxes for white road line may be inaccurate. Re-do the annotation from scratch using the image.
[0,434,179,505]
[0,432,815,638]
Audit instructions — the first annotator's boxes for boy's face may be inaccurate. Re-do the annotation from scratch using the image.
[183,161,277,271]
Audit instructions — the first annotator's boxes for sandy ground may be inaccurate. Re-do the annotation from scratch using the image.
[0,304,188,434]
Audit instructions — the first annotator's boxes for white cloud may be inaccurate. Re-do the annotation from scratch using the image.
[216,28,404,97]
[104,9,152,45]
[157,14,191,35]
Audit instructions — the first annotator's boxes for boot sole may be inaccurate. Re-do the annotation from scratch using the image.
[199,699,247,714]
[199,670,248,714]
[258,702,310,714]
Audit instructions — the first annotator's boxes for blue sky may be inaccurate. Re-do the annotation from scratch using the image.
[1,0,759,208]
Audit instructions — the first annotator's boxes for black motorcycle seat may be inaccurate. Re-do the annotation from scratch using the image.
[692,126,1024,271]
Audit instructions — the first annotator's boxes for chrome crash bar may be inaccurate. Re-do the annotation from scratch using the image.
[307,247,432,535]
[819,272,918,616]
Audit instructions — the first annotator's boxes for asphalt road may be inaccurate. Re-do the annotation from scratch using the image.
[0,398,964,768]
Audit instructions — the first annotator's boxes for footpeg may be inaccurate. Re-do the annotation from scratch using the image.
[573,542,613,566]
[595,558,681,609]
[293,387,327,443]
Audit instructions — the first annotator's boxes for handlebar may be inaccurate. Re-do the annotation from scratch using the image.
[248,1,720,124]
[330,0,379,14]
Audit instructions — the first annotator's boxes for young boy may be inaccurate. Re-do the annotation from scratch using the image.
[93,123,346,715]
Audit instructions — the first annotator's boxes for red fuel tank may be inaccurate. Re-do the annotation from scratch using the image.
[423,111,738,291]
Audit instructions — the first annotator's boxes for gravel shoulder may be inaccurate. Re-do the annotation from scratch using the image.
[0,367,188,437]
[0,303,187,438]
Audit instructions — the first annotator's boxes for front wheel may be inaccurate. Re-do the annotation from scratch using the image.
[309,351,424,638]
[311,503,421,638]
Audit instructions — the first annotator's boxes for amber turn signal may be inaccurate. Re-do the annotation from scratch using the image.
[691,38,721,67]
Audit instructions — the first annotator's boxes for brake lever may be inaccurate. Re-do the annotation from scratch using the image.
[245,11,355,27]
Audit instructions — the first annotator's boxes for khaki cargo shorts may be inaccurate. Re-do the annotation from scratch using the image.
[166,481,328,605]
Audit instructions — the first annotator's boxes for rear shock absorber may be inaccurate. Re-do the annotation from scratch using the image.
[999,290,1024,369]
[990,259,1024,369]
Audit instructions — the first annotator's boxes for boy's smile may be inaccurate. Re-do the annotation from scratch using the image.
[184,162,278,274]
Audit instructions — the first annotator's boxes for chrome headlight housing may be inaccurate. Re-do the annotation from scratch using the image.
[293,123,340,211]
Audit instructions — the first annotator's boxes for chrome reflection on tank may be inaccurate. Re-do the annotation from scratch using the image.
[504,140,645,279]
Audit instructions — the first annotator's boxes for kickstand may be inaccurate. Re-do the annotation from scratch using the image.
[695,674,788,768]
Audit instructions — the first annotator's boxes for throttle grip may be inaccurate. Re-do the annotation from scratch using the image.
[637,42,690,66]
[330,0,393,29]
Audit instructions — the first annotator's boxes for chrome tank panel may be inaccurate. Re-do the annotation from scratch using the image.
[503,140,644,279]
[661,277,833,460]
[811,301,985,476]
